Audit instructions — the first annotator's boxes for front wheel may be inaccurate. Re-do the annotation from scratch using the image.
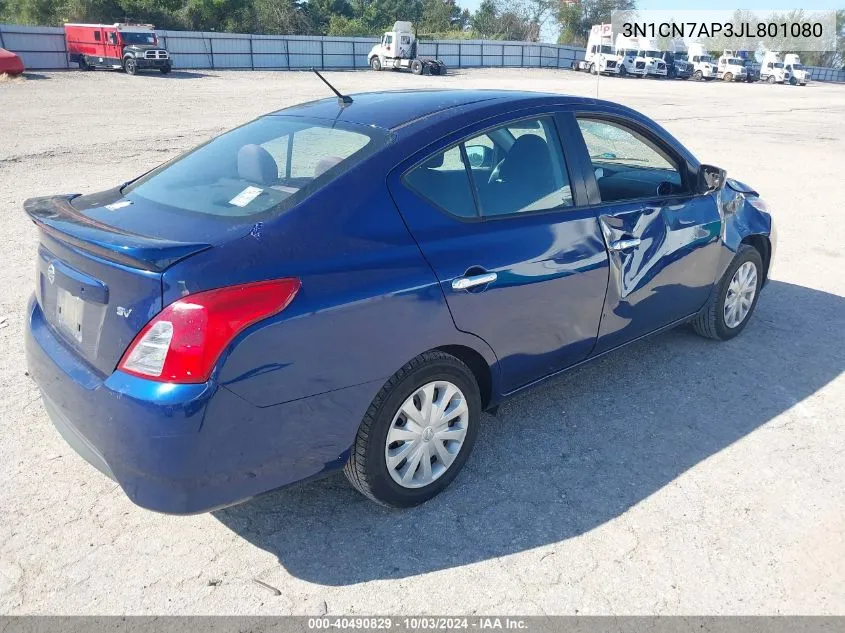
[767,75,776,84]
[344,351,481,507]
[124,57,137,75]
[618,65,627,77]
[159,64,171,74]
[691,245,764,341]
[724,72,733,82]
[369,56,381,71]
[693,70,703,81]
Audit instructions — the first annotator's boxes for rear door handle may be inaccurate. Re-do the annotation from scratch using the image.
[452,272,497,291]
[609,237,641,252]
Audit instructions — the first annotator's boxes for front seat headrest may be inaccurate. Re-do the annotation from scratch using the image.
[499,134,552,187]
[237,144,278,185]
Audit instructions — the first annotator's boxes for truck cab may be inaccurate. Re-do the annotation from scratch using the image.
[760,51,790,84]
[367,21,445,75]
[576,23,622,75]
[784,53,809,85]
[614,35,647,77]
[687,43,718,81]
[717,51,748,82]
[661,40,692,79]
[65,23,171,75]
[636,38,667,78]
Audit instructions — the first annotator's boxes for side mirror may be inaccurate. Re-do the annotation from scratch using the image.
[465,145,494,169]
[699,164,726,193]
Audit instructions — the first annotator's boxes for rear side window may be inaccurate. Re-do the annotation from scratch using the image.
[404,116,573,219]
[94,31,101,41]
[124,116,386,218]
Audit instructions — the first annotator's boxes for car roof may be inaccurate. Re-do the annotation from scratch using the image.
[268,89,594,131]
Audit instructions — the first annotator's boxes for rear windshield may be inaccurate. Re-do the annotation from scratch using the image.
[124,116,386,218]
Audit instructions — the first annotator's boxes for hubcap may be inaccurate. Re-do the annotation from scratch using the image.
[385,380,469,489]
[724,261,758,328]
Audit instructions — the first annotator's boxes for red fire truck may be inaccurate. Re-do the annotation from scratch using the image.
[65,23,172,75]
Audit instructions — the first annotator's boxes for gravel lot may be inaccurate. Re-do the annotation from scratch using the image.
[1,68,844,615]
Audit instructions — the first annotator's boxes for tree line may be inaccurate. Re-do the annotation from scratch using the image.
[0,0,629,41]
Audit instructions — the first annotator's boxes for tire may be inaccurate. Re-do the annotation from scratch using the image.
[159,64,171,74]
[693,70,702,81]
[789,76,797,85]
[344,350,482,508]
[410,59,423,75]
[767,75,775,84]
[724,72,733,82]
[124,57,137,75]
[78,57,92,71]
[369,56,381,71]
[690,244,764,341]
[619,65,627,77]
[589,63,596,75]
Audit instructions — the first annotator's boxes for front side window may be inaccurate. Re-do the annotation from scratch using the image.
[404,117,574,219]
[125,116,385,218]
[577,118,685,202]
[93,31,101,41]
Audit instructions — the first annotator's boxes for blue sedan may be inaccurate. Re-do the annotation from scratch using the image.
[24,90,776,513]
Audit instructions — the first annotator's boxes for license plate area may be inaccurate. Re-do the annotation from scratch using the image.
[56,287,85,343]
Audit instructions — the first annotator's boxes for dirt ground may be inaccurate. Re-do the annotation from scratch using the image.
[1,68,843,615]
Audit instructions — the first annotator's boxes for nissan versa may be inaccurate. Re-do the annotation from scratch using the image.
[25,90,776,513]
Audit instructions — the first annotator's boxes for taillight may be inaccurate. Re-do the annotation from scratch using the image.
[118,278,300,383]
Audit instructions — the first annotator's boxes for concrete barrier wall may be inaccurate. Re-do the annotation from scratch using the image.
[2,23,843,82]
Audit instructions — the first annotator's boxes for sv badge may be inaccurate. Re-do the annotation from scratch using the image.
[116,306,133,318]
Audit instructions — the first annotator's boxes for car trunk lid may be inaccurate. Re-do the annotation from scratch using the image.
[26,194,212,376]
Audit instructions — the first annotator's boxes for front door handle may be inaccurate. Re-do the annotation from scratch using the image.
[609,237,641,252]
[452,272,497,291]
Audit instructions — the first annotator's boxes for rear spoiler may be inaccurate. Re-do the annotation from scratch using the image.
[24,195,211,272]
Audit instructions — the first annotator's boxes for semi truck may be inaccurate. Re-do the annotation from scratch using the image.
[717,51,748,82]
[614,35,666,78]
[659,39,692,79]
[367,22,446,75]
[687,43,717,81]
[572,23,622,75]
[760,51,791,84]
[784,53,809,85]
[65,23,171,75]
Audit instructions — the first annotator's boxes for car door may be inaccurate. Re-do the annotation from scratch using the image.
[388,111,609,394]
[570,113,723,353]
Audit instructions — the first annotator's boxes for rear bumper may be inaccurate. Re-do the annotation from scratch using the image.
[25,296,380,514]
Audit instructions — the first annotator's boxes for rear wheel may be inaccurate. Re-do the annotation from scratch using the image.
[370,56,381,71]
[124,57,137,75]
[78,56,92,71]
[691,244,763,341]
[410,59,423,75]
[344,351,481,507]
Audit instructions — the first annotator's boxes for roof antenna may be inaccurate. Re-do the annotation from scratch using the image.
[311,68,353,106]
